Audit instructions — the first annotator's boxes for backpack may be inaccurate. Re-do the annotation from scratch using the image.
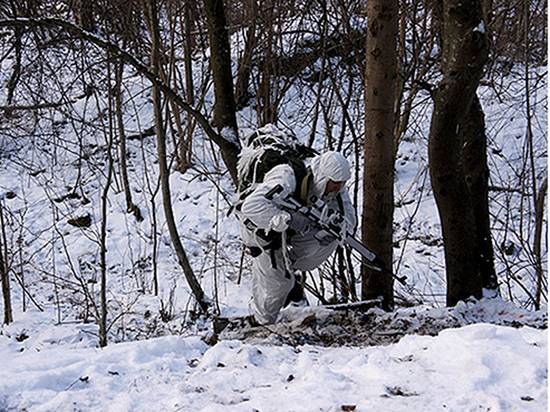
[237,125,317,203]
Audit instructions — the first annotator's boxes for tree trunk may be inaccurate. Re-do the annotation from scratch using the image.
[258,1,277,126]
[428,0,489,306]
[99,58,116,348]
[115,61,143,222]
[203,0,241,183]
[178,0,196,170]
[361,0,398,309]
[235,0,258,109]
[74,0,96,32]
[5,28,22,118]
[462,94,498,291]
[0,202,13,325]
[534,177,547,309]
[145,0,209,313]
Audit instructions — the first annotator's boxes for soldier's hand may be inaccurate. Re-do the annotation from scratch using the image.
[268,211,291,232]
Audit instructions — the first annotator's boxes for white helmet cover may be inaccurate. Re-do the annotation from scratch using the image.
[309,151,352,198]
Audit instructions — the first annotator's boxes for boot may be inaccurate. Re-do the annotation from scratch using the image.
[283,275,309,308]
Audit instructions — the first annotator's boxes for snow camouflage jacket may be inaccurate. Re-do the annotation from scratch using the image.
[235,126,357,249]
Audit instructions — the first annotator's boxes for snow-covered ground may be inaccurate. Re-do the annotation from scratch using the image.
[0,318,546,411]
[0,295,546,411]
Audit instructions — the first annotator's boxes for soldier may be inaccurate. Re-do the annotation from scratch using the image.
[236,132,356,324]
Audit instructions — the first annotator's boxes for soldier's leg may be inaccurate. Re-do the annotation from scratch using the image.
[289,230,339,272]
[250,248,294,324]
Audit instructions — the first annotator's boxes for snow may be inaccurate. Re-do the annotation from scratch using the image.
[0,298,546,410]
[0,321,545,411]
[221,126,240,147]
[0,8,547,412]
[474,21,487,34]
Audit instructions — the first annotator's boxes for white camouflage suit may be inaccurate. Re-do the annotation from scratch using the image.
[239,151,357,324]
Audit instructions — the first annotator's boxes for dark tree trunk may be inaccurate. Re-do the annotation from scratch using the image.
[534,177,547,309]
[258,1,277,126]
[0,203,13,325]
[361,0,398,308]
[235,0,258,109]
[178,0,196,170]
[428,0,489,306]
[203,0,241,141]
[74,0,96,32]
[203,0,241,184]
[99,58,116,348]
[5,28,22,117]
[115,61,142,222]
[183,1,195,107]
[462,95,498,291]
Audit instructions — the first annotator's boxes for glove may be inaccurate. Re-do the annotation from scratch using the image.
[268,211,291,232]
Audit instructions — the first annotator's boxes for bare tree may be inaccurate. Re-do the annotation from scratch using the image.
[203,0,241,183]
[534,177,548,309]
[361,0,398,308]
[176,0,197,171]
[0,17,242,184]
[0,201,13,324]
[0,0,545,325]
[143,0,209,313]
[99,57,116,348]
[234,0,258,109]
[114,60,142,222]
[428,0,489,306]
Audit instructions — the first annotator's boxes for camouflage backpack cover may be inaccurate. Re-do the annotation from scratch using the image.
[237,124,317,202]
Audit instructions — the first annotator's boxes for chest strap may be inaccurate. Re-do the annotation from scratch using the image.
[298,168,313,204]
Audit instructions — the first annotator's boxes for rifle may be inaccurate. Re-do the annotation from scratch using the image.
[265,184,407,285]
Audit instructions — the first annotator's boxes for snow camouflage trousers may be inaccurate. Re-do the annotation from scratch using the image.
[243,226,339,325]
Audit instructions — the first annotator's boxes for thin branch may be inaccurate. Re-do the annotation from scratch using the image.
[0,18,237,157]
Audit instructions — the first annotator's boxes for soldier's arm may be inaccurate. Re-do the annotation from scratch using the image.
[240,164,296,231]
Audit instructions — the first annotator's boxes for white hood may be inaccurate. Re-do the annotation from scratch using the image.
[308,151,352,199]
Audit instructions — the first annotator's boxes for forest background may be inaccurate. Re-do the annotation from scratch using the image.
[0,0,546,353]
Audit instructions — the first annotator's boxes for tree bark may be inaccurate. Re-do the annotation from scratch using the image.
[114,61,142,222]
[178,0,196,170]
[203,0,241,183]
[462,94,498,291]
[99,58,116,348]
[361,0,398,309]
[534,177,547,309]
[258,0,277,126]
[428,0,489,306]
[73,0,96,32]
[0,202,13,325]
[234,0,258,109]
[5,28,22,118]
